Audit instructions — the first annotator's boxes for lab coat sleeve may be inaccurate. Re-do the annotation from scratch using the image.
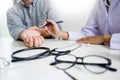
[110,33,120,50]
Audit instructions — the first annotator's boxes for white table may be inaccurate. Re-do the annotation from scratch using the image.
[0,38,120,80]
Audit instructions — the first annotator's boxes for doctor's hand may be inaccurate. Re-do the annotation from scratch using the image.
[28,26,52,38]
[20,29,44,47]
[44,19,69,40]
[44,19,61,37]
[76,35,111,45]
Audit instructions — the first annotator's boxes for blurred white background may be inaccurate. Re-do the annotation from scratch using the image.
[0,0,13,37]
[0,0,96,37]
[53,0,96,31]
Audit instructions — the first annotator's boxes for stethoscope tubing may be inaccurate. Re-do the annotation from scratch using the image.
[11,43,81,62]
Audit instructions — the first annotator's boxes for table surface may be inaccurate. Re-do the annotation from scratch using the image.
[0,38,120,80]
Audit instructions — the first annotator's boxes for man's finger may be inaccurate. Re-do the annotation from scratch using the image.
[33,37,39,47]
[28,37,34,47]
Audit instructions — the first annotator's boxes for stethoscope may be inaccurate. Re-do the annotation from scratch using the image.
[11,47,51,62]
[0,43,81,69]
[11,43,81,62]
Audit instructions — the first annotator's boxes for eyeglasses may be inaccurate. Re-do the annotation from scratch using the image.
[50,54,117,74]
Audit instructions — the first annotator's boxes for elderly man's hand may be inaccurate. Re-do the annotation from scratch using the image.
[76,35,111,45]
[20,29,44,47]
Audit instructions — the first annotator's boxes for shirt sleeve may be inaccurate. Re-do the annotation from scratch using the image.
[110,33,120,50]
[6,7,27,40]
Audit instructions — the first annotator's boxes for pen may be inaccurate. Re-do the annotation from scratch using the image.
[55,21,63,23]
[44,21,63,27]
[63,70,77,80]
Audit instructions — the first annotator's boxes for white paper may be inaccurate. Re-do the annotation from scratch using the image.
[36,70,73,80]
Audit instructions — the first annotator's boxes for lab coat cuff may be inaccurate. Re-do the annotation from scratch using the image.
[68,32,85,40]
[110,33,120,50]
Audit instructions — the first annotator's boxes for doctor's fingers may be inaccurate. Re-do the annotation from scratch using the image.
[44,26,54,34]
[27,29,41,37]
[48,25,60,34]
[44,28,52,35]
[28,26,38,30]
[76,38,101,44]
[46,19,58,27]
[76,38,91,43]
[43,21,47,26]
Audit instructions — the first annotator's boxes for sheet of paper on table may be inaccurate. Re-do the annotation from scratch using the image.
[36,70,73,80]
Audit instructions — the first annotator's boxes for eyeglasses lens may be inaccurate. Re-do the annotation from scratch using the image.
[55,55,76,69]
[83,56,108,73]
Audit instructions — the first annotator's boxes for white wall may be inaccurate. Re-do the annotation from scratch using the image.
[53,0,96,31]
[0,0,96,37]
[0,0,13,37]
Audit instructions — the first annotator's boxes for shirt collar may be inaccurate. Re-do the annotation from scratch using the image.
[104,0,110,7]
[21,0,38,7]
